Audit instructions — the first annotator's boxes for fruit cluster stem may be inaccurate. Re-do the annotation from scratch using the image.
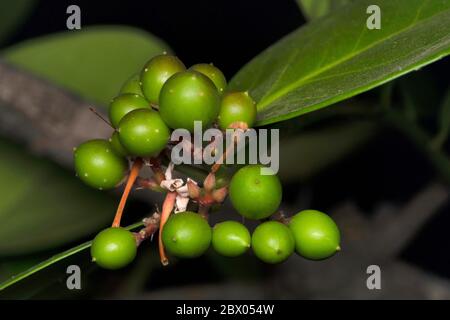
[158,191,177,265]
[112,158,143,227]
[134,212,161,246]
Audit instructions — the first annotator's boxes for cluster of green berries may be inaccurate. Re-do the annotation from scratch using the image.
[157,165,340,265]
[74,53,257,190]
[91,164,340,269]
[91,209,339,269]
[72,53,341,270]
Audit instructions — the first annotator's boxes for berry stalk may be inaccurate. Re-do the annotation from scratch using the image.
[112,158,143,227]
[159,191,177,266]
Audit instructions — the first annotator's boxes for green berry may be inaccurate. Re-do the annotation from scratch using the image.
[159,71,220,132]
[251,221,295,264]
[218,91,257,129]
[91,227,137,270]
[190,63,227,93]
[140,54,186,104]
[118,109,170,157]
[289,210,341,260]
[162,212,212,258]
[109,131,129,157]
[229,165,282,220]
[74,139,127,190]
[212,221,251,257]
[120,73,145,96]
[108,93,150,128]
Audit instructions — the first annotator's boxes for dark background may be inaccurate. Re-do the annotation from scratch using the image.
[1,0,449,298]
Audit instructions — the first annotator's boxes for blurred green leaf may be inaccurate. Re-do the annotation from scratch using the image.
[2,26,169,106]
[0,221,143,292]
[398,69,441,122]
[278,120,377,183]
[0,139,117,256]
[297,0,353,20]
[438,88,450,137]
[433,87,450,148]
[230,0,450,126]
[0,0,37,45]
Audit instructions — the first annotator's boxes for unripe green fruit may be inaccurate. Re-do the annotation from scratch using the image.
[190,63,227,93]
[140,54,186,103]
[159,71,220,132]
[218,91,257,129]
[289,210,341,260]
[109,131,129,157]
[91,227,137,270]
[229,165,282,220]
[251,221,295,264]
[109,93,150,128]
[118,109,170,157]
[74,139,127,190]
[212,221,251,257]
[120,73,145,96]
[162,212,212,258]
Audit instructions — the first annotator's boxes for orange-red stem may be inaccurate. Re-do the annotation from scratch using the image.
[159,191,177,266]
[112,158,143,227]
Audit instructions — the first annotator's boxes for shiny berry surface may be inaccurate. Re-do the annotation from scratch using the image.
[140,54,186,104]
[212,221,251,257]
[91,227,137,270]
[162,212,212,258]
[190,63,227,93]
[229,165,282,220]
[118,109,170,157]
[108,93,150,128]
[289,210,341,260]
[74,139,127,190]
[251,221,295,264]
[218,91,257,129]
[159,71,220,132]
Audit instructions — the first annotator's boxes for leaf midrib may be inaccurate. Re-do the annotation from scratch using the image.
[257,1,446,109]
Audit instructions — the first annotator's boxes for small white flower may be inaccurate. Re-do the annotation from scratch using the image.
[160,163,198,213]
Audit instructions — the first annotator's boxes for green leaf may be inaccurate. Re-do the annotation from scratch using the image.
[0,139,116,256]
[0,0,37,45]
[2,26,169,106]
[0,221,143,292]
[297,0,353,20]
[230,0,450,126]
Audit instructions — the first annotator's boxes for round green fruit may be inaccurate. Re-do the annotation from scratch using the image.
[91,227,137,270]
[118,109,170,157]
[229,165,282,220]
[109,131,129,157]
[251,221,295,264]
[190,63,227,93]
[140,54,186,103]
[120,73,145,96]
[74,139,127,190]
[212,221,251,257]
[218,91,257,129]
[289,210,341,260]
[159,71,220,132]
[108,93,150,128]
[162,212,212,258]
